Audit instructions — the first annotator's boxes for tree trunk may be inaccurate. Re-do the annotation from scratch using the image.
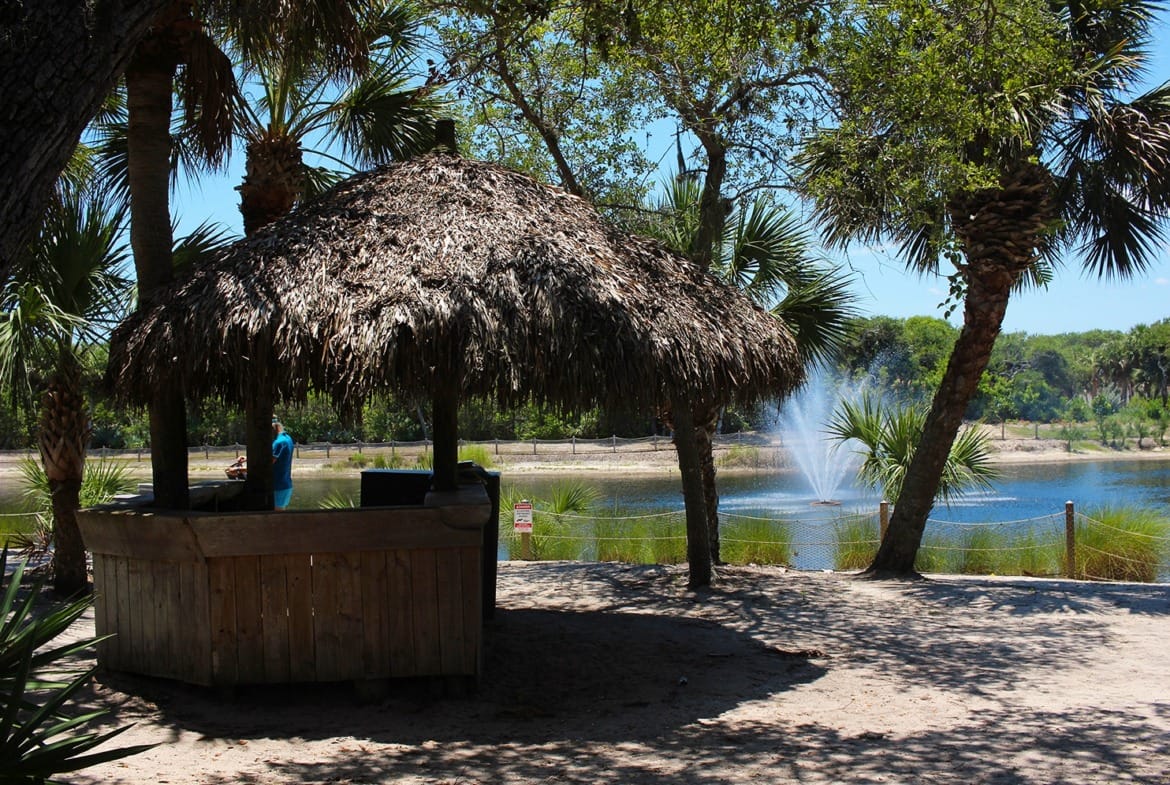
[0,0,171,282]
[127,20,188,509]
[672,394,712,588]
[238,135,305,234]
[866,271,1016,575]
[37,357,91,597]
[867,165,1054,576]
[694,403,722,564]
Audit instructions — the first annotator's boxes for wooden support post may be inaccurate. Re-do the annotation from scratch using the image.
[432,386,459,492]
[1065,500,1076,579]
[243,373,274,511]
[879,500,890,540]
[520,531,532,561]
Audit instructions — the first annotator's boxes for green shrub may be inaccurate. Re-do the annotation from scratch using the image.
[1075,506,1169,582]
[458,444,496,469]
[19,458,135,512]
[346,453,371,469]
[717,445,762,469]
[833,517,879,571]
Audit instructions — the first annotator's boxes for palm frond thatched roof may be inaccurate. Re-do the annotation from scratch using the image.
[108,152,804,413]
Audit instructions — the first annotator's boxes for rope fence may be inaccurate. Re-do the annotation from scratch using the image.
[497,500,1170,583]
[0,432,783,464]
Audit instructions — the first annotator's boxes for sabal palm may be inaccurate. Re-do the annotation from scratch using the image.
[233,2,441,234]
[0,187,132,595]
[828,393,997,506]
[801,0,1170,574]
[659,177,856,366]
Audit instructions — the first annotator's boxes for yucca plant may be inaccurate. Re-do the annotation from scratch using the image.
[1,548,152,781]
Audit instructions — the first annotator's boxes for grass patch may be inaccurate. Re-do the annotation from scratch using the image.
[720,514,793,566]
[717,445,762,469]
[1075,506,1169,582]
[459,444,496,469]
[833,517,879,571]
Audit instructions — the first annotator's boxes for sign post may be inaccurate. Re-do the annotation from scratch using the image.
[513,500,534,560]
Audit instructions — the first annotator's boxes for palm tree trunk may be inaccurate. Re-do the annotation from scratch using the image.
[127,20,188,509]
[866,271,1015,575]
[37,356,91,596]
[867,166,1053,576]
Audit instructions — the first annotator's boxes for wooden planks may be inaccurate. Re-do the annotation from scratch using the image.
[82,502,487,687]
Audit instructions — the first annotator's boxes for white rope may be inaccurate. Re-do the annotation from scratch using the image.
[1075,514,1170,541]
[924,513,1063,528]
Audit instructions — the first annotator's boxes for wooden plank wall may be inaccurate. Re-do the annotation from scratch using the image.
[204,545,481,685]
[90,554,213,684]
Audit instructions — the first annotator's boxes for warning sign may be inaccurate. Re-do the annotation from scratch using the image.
[513,500,534,533]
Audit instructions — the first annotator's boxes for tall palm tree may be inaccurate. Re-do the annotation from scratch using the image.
[801,0,1170,575]
[233,1,441,234]
[121,1,401,508]
[655,176,856,564]
[0,186,133,596]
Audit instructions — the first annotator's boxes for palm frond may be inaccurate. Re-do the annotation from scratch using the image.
[771,267,858,366]
[172,221,236,275]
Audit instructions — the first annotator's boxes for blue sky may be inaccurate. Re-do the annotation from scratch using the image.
[172,12,1170,338]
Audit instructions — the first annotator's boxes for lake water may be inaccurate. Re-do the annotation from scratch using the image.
[4,458,1168,523]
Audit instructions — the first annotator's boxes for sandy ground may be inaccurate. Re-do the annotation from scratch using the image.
[62,562,1170,785]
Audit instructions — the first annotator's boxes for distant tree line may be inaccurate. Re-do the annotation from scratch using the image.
[4,314,1168,452]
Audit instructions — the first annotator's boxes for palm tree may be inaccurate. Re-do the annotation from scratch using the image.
[0,186,133,596]
[655,176,856,564]
[121,1,409,508]
[801,0,1170,575]
[828,393,998,506]
[233,2,441,234]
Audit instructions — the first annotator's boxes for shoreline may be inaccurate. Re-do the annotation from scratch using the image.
[2,434,1170,483]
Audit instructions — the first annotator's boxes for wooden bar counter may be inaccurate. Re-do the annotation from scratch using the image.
[77,484,491,687]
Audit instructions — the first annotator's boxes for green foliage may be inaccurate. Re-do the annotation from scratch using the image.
[545,480,597,515]
[458,444,496,470]
[318,490,358,509]
[717,445,763,469]
[833,517,880,571]
[1075,506,1169,582]
[18,458,134,513]
[829,393,998,504]
[720,515,794,566]
[1,549,153,781]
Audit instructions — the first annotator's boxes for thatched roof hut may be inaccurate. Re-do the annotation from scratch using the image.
[109,151,803,423]
[111,147,806,504]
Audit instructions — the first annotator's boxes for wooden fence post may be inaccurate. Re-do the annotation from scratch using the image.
[879,500,890,539]
[1065,500,1076,579]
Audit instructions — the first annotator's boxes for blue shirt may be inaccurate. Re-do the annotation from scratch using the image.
[272,431,294,491]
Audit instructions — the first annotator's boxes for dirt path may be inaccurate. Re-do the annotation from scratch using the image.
[65,562,1170,784]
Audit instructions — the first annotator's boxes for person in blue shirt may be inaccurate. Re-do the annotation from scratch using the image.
[271,417,294,510]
